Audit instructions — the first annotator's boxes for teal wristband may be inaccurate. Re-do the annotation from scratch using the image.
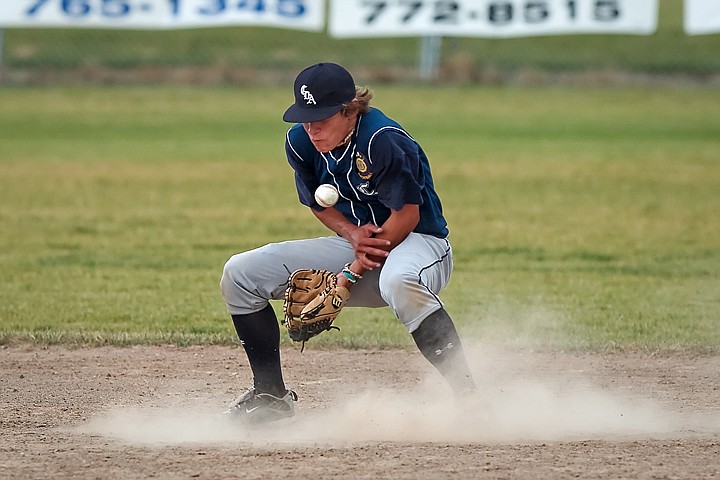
[342,263,363,281]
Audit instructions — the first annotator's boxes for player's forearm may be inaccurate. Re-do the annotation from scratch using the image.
[312,204,419,284]
[375,204,419,250]
[337,206,419,289]
[309,208,371,288]
[311,207,357,239]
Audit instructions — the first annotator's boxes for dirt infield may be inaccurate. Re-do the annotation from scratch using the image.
[2,344,719,479]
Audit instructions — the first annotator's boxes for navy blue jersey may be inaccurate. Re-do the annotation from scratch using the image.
[285,107,448,238]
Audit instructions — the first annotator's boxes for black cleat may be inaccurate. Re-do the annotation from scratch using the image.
[223,388,298,425]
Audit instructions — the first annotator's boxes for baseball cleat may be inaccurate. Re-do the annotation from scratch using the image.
[223,388,298,425]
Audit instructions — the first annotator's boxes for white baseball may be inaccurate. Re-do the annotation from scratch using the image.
[314,184,339,208]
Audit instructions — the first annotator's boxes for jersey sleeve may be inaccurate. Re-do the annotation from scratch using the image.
[368,130,425,211]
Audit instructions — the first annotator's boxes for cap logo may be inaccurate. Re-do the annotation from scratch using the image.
[300,85,316,105]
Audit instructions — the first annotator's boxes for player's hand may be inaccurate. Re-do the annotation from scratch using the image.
[348,224,390,269]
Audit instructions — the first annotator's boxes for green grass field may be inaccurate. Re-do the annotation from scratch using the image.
[1,85,718,351]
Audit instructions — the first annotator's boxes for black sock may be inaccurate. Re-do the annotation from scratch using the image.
[231,304,286,397]
[411,308,476,394]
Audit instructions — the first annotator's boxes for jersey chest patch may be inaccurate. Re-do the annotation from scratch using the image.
[355,152,372,180]
[356,181,375,196]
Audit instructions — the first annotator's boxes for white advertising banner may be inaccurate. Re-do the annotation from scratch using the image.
[0,0,324,30]
[329,0,658,38]
[684,0,720,35]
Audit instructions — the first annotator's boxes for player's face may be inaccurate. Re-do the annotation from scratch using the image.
[303,111,356,153]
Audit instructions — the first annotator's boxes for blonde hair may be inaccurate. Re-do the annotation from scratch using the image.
[341,86,373,117]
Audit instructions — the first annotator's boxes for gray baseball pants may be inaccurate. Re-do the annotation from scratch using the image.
[220,232,453,333]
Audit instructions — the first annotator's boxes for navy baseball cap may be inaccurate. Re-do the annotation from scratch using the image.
[283,63,356,123]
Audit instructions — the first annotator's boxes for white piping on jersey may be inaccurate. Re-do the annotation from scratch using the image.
[329,140,353,163]
[344,153,379,227]
[320,153,343,198]
[286,129,304,162]
[287,120,391,228]
[321,150,363,226]
[286,130,364,226]
[323,141,381,228]
[366,126,414,165]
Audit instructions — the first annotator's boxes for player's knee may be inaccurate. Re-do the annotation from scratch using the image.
[378,270,422,302]
[379,269,443,330]
[219,252,253,301]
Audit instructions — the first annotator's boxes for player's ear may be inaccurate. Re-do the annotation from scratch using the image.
[341,98,360,117]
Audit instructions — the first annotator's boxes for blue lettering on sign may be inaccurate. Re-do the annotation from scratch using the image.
[277,0,305,17]
[26,0,52,15]
[24,0,308,19]
[198,0,226,15]
[236,0,266,14]
[62,0,91,17]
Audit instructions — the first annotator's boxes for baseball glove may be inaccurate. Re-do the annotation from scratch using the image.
[283,269,350,345]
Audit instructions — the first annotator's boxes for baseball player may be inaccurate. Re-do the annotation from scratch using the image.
[220,62,476,424]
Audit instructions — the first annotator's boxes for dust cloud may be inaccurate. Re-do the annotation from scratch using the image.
[76,345,717,447]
